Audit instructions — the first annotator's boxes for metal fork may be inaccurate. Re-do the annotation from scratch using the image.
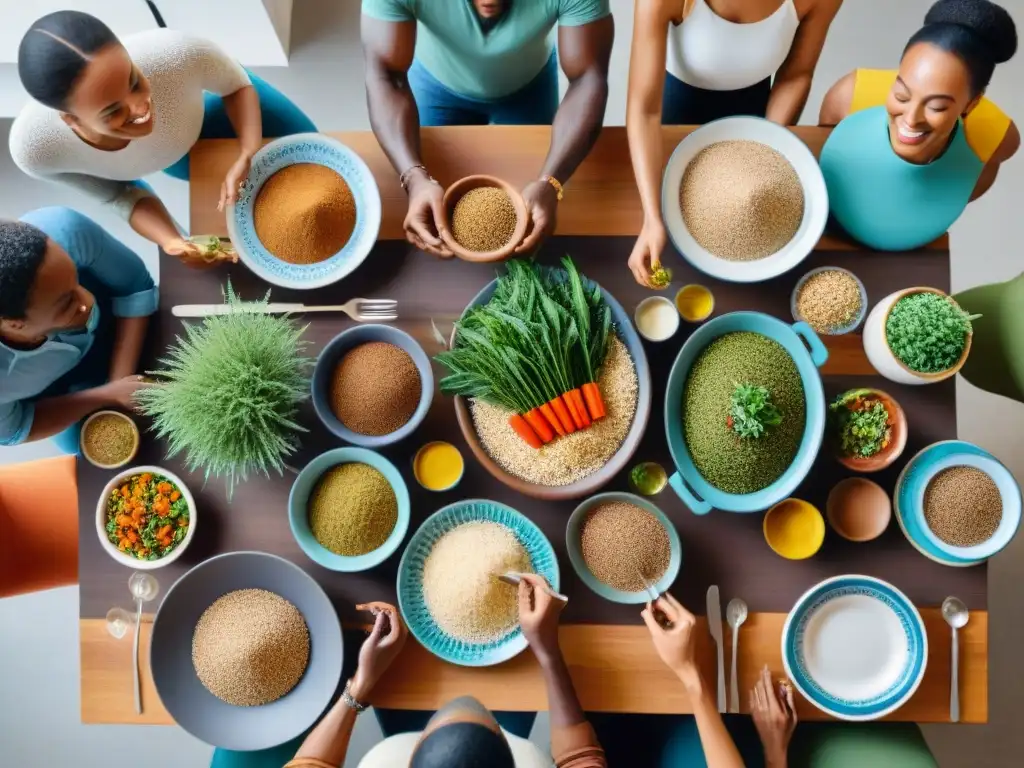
[172,298,398,322]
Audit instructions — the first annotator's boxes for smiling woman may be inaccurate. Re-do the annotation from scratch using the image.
[817,0,1019,251]
[9,10,316,268]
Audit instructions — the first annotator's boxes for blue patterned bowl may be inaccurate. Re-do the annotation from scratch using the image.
[397,499,559,667]
[783,575,927,721]
[227,133,381,289]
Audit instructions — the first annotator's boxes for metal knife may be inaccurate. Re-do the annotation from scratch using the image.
[707,585,726,713]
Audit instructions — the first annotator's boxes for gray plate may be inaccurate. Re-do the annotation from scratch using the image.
[150,551,343,751]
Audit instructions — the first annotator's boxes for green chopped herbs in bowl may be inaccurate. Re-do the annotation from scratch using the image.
[885,291,978,374]
[728,382,782,439]
[649,265,673,289]
[829,390,892,458]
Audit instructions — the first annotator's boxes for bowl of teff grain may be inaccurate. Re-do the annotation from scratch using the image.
[81,410,139,469]
[289,447,411,572]
[312,324,434,448]
[440,175,529,262]
[566,492,682,604]
[227,133,381,289]
[661,116,828,284]
[150,551,343,751]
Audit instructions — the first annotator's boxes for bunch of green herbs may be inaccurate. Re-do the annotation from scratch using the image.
[135,284,311,496]
[829,390,892,458]
[728,382,783,439]
[885,292,978,373]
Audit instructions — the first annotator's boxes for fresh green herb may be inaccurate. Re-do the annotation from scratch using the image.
[885,292,978,373]
[135,283,311,496]
[829,390,892,458]
[649,265,672,289]
[728,382,783,439]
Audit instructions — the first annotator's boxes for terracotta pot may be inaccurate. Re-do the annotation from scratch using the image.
[862,287,972,385]
[829,388,908,473]
[439,175,529,262]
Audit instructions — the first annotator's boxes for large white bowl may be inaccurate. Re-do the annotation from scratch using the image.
[661,116,828,283]
[95,465,196,570]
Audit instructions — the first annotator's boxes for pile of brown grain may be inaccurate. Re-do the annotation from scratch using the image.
[330,342,421,436]
[580,501,671,592]
[795,269,864,334]
[192,589,310,707]
[254,163,356,264]
[451,187,517,252]
[680,140,804,261]
[924,466,1003,547]
[82,413,136,466]
[309,463,398,555]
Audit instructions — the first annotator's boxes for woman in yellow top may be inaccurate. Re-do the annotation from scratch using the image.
[818,0,1019,251]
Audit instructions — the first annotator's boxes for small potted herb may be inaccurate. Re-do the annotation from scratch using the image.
[862,287,977,384]
[828,388,907,472]
[727,382,782,439]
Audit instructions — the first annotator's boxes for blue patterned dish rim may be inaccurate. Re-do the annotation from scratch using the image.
[397,499,560,667]
[227,133,382,289]
[894,440,1012,567]
[782,575,927,721]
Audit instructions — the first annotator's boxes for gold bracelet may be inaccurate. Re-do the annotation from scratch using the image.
[541,175,564,201]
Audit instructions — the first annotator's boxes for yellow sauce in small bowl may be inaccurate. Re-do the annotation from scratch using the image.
[675,284,714,323]
[763,498,825,560]
[413,441,464,492]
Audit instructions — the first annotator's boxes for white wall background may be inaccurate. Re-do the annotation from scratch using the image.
[1,1,1022,765]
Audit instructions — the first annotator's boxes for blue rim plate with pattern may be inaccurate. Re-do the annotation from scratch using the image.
[397,499,559,667]
[782,575,927,721]
[227,133,381,289]
[894,441,998,567]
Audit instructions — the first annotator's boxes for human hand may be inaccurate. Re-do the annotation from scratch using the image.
[218,151,253,211]
[751,666,797,768]
[404,171,452,258]
[628,218,667,288]
[518,573,564,663]
[514,179,558,254]
[100,375,156,412]
[641,592,699,684]
[351,602,408,700]
[163,237,234,269]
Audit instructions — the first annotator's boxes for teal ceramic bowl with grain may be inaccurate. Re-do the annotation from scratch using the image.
[288,447,410,572]
[566,492,682,604]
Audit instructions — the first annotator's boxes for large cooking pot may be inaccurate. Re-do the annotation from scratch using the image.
[664,312,828,514]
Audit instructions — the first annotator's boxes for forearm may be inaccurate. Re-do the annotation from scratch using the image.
[292,694,359,765]
[971,162,1000,201]
[627,110,665,224]
[366,69,423,176]
[540,73,608,182]
[26,389,114,441]
[679,668,745,768]
[129,197,182,248]
[108,316,149,381]
[538,648,586,729]
[221,85,263,158]
[765,73,813,126]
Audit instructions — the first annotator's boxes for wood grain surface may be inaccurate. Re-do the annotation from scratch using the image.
[81,609,987,724]
[188,126,947,250]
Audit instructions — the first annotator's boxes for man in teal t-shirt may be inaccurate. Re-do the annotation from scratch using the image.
[361,0,613,256]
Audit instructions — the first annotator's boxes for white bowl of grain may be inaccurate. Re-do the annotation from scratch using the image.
[661,116,828,284]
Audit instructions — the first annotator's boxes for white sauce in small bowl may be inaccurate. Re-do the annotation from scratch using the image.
[634,297,680,342]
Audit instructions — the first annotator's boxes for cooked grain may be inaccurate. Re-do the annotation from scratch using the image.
[924,466,1003,547]
[451,187,517,252]
[330,342,421,436]
[796,270,863,333]
[309,463,397,555]
[580,502,671,592]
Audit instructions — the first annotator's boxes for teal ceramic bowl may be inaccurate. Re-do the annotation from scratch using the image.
[288,447,410,572]
[664,312,828,514]
[566,492,682,604]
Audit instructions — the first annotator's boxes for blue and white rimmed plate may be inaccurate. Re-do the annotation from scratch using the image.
[782,575,927,721]
[397,500,559,667]
[227,133,381,289]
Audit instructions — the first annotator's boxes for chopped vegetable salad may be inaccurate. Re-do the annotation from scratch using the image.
[106,472,190,560]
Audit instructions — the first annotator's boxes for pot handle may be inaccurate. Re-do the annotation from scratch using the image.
[669,472,712,515]
[791,321,829,368]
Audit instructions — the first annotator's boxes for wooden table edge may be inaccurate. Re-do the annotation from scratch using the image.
[81,609,987,725]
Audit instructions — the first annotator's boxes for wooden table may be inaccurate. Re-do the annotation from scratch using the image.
[80,126,986,725]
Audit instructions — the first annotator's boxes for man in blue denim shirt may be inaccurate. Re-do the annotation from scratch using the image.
[0,207,158,453]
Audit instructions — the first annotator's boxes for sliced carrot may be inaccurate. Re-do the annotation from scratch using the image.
[509,413,543,449]
[178,517,189,527]
[524,408,555,443]
[170,490,181,501]
[126,530,138,544]
[157,525,172,539]
[538,402,565,437]
[582,382,606,420]
[548,396,576,434]
[562,393,585,430]
[568,388,591,428]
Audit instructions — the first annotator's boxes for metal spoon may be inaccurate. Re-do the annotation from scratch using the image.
[942,596,969,722]
[498,572,568,602]
[726,598,749,713]
[128,573,160,715]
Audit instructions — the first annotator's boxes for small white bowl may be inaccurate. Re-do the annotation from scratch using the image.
[634,296,680,342]
[80,410,140,469]
[96,466,197,570]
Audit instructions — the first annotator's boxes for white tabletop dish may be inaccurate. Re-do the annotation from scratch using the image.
[634,296,680,342]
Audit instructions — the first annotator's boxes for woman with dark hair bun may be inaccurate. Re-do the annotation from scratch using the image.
[9,11,316,267]
[818,0,1019,251]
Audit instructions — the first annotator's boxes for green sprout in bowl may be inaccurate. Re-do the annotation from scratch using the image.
[829,390,892,458]
[727,382,782,439]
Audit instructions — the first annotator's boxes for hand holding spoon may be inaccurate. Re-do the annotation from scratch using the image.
[942,596,969,722]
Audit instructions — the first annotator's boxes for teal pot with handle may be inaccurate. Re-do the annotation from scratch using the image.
[664,312,828,514]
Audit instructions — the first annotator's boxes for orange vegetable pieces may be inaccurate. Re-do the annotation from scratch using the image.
[170,490,181,501]
[153,496,170,517]
[156,482,172,494]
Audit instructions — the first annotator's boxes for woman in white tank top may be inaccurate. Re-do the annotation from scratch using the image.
[625,0,842,287]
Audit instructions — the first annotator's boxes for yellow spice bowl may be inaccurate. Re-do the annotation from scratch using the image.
[675,284,715,323]
[413,441,465,492]
[763,498,825,560]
